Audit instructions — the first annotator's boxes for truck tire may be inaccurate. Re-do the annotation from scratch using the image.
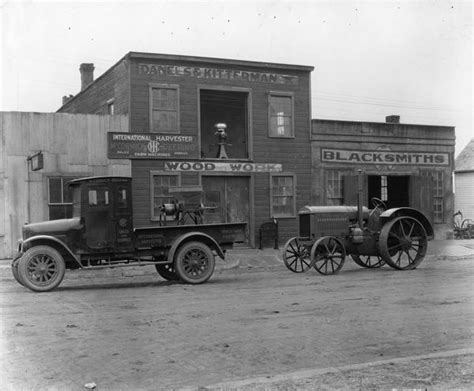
[17,245,66,292]
[174,241,215,284]
[155,264,179,281]
[11,257,24,286]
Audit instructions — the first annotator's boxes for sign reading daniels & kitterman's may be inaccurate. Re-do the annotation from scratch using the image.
[321,148,449,166]
[138,63,299,85]
[108,132,198,159]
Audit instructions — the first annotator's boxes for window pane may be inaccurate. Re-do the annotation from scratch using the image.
[152,111,178,133]
[152,88,177,110]
[272,175,295,216]
[49,178,62,203]
[269,95,292,137]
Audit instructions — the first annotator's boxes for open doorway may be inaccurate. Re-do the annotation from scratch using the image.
[368,175,409,209]
[200,89,249,159]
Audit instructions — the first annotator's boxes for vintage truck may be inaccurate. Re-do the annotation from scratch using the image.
[11,176,247,292]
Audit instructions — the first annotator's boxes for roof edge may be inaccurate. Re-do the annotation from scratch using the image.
[128,51,315,72]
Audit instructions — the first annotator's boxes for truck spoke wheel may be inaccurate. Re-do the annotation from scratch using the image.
[155,263,179,281]
[351,254,385,268]
[282,237,312,273]
[175,242,215,284]
[17,246,66,292]
[379,216,427,270]
[311,236,346,275]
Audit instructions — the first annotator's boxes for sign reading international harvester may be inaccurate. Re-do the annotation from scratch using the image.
[321,149,449,166]
[108,132,198,159]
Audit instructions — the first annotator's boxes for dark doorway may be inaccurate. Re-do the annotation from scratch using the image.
[200,89,248,159]
[368,175,410,209]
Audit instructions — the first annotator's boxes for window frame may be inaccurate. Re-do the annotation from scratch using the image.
[149,171,181,221]
[149,83,180,134]
[325,170,345,206]
[268,91,294,139]
[47,176,78,220]
[270,172,297,218]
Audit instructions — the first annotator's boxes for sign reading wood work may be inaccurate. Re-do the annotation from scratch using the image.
[138,63,299,85]
[108,132,198,159]
[321,148,449,166]
[164,161,282,172]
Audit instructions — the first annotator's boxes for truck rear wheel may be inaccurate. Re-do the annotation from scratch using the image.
[155,264,179,281]
[11,257,24,286]
[17,246,66,292]
[174,241,215,284]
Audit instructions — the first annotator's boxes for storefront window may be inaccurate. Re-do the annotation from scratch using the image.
[150,85,179,133]
[269,94,293,138]
[271,174,296,217]
[48,177,77,220]
[151,173,180,220]
[326,171,344,205]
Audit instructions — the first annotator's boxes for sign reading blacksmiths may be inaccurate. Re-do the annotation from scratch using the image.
[138,63,299,85]
[108,132,198,159]
[321,148,449,166]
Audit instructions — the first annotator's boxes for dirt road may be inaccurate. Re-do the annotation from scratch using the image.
[1,255,473,390]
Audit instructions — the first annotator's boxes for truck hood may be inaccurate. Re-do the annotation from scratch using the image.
[23,217,83,239]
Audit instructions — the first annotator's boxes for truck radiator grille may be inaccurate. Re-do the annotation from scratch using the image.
[299,214,311,237]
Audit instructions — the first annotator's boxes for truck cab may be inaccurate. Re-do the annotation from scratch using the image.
[68,176,134,253]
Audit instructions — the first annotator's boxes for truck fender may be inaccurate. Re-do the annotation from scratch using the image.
[168,232,225,263]
[380,208,434,239]
[21,235,82,268]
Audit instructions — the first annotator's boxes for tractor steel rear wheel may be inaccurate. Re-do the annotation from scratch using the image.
[155,263,179,281]
[350,254,385,268]
[174,242,215,284]
[378,216,428,270]
[17,246,66,292]
[311,236,346,275]
[282,237,312,273]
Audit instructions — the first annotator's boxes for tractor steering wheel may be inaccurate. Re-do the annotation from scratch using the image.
[371,197,387,210]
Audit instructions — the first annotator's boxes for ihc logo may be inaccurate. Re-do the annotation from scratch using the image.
[147,140,160,153]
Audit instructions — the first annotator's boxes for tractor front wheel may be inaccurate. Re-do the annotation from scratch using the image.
[378,216,428,270]
[282,237,312,273]
[311,236,346,275]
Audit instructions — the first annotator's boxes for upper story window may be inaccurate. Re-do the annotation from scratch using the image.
[269,93,294,138]
[107,99,115,114]
[150,84,179,133]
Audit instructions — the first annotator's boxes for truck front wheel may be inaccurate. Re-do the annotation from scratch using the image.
[17,246,66,292]
[174,241,215,284]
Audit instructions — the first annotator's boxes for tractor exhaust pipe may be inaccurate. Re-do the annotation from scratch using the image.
[357,169,364,229]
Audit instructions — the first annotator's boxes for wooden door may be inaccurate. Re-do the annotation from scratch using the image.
[410,175,433,222]
[202,176,249,224]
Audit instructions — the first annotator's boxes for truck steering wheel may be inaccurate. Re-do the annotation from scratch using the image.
[371,197,387,210]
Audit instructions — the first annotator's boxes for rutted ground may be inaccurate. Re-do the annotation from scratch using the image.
[1,255,473,390]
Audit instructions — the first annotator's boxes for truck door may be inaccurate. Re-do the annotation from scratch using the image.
[85,186,114,249]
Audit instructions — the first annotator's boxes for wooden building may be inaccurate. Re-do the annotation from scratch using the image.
[311,116,456,238]
[454,139,474,220]
[58,52,314,246]
[0,112,130,258]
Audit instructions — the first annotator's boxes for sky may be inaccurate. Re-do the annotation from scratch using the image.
[1,0,472,156]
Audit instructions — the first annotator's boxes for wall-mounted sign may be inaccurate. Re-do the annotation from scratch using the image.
[138,63,299,85]
[108,132,198,159]
[321,148,449,166]
[164,161,282,172]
